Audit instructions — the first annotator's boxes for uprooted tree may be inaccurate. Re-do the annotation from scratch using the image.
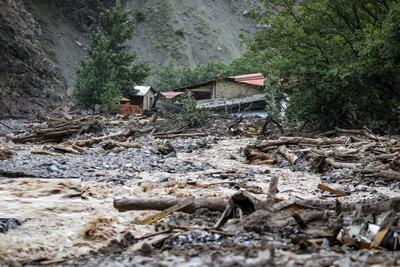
[74,0,151,112]
[250,0,400,132]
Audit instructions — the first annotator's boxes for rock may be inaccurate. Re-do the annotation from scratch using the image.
[138,242,153,256]
[47,164,59,173]
[0,218,22,233]
[164,151,177,158]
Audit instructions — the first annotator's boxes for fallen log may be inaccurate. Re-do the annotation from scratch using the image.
[335,127,388,142]
[52,145,81,154]
[12,118,102,143]
[114,197,228,214]
[0,170,37,178]
[244,147,276,164]
[255,137,346,149]
[374,152,399,161]
[325,158,361,170]
[63,129,135,147]
[155,133,208,139]
[277,145,298,164]
[373,170,400,180]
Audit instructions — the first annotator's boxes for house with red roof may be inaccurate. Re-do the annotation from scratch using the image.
[161,73,265,101]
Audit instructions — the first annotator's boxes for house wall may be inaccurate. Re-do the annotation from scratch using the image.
[215,80,263,99]
[143,90,156,110]
[185,83,214,100]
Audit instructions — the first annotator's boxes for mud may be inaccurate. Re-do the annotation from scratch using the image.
[1,118,400,266]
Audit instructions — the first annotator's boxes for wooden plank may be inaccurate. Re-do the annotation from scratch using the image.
[138,197,195,225]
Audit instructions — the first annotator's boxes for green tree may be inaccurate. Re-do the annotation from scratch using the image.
[74,0,151,112]
[151,54,264,92]
[250,0,400,131]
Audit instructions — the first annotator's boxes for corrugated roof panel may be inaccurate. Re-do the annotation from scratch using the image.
[135,86,152,96]
[161,91,184,99]
[229,73,265,86]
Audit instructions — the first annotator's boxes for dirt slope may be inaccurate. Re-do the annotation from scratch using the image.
[0,0,69,118]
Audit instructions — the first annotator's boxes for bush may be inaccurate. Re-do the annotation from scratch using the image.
[164,93,212,128]
[135,11,145,23]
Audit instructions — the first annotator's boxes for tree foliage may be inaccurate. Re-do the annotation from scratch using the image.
[164,93,213,128]
[250,0,400,131]
[151,52,264,91]
[74,0,151,112]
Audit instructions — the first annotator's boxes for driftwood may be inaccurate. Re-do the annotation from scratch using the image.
[114,197,228,214]
[114,194,400,217]
[12,118,102,143]
[244,147,276,164]
[52,145,81,154]
[317,183,346,197]
[325,158,361,170]
[277,145,298,164]
[255,137,346,149]
[154,132,208,139]
[244,130,399,181]
[63,129,135,147]
[335,127,388,142]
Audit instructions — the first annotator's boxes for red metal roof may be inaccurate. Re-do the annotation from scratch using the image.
[161,91,184,99]
[229,73,265,87]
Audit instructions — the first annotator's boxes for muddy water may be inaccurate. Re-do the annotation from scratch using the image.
[1,137,400,265]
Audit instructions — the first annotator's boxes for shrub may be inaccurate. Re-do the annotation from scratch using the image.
[164,93,213,128]
[135,11,145,23]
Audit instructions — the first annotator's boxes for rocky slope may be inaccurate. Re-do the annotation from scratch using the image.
[0,0,69,118]
[0,0,257,117]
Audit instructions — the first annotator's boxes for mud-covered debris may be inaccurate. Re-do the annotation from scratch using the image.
[11,117,103,143]
[243,132,400,180]
[338,210,400,250]
[158,141,175,155]
[0,148,12,160]
[317,183,349,197]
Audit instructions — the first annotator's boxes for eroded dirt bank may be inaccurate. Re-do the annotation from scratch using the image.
[1,116,400,266]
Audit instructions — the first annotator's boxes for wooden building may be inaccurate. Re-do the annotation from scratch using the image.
[119,86,156,114]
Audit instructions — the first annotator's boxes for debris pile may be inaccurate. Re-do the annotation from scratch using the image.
[244,129,400,181]
[2,116,400,266]
[11,117,103,143]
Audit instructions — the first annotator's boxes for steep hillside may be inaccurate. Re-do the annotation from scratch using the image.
[125,0,256,67]
[0,0,69,118]
[0,0,257,117]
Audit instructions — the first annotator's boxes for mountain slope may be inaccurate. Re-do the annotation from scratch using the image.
[0,0,257,117]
